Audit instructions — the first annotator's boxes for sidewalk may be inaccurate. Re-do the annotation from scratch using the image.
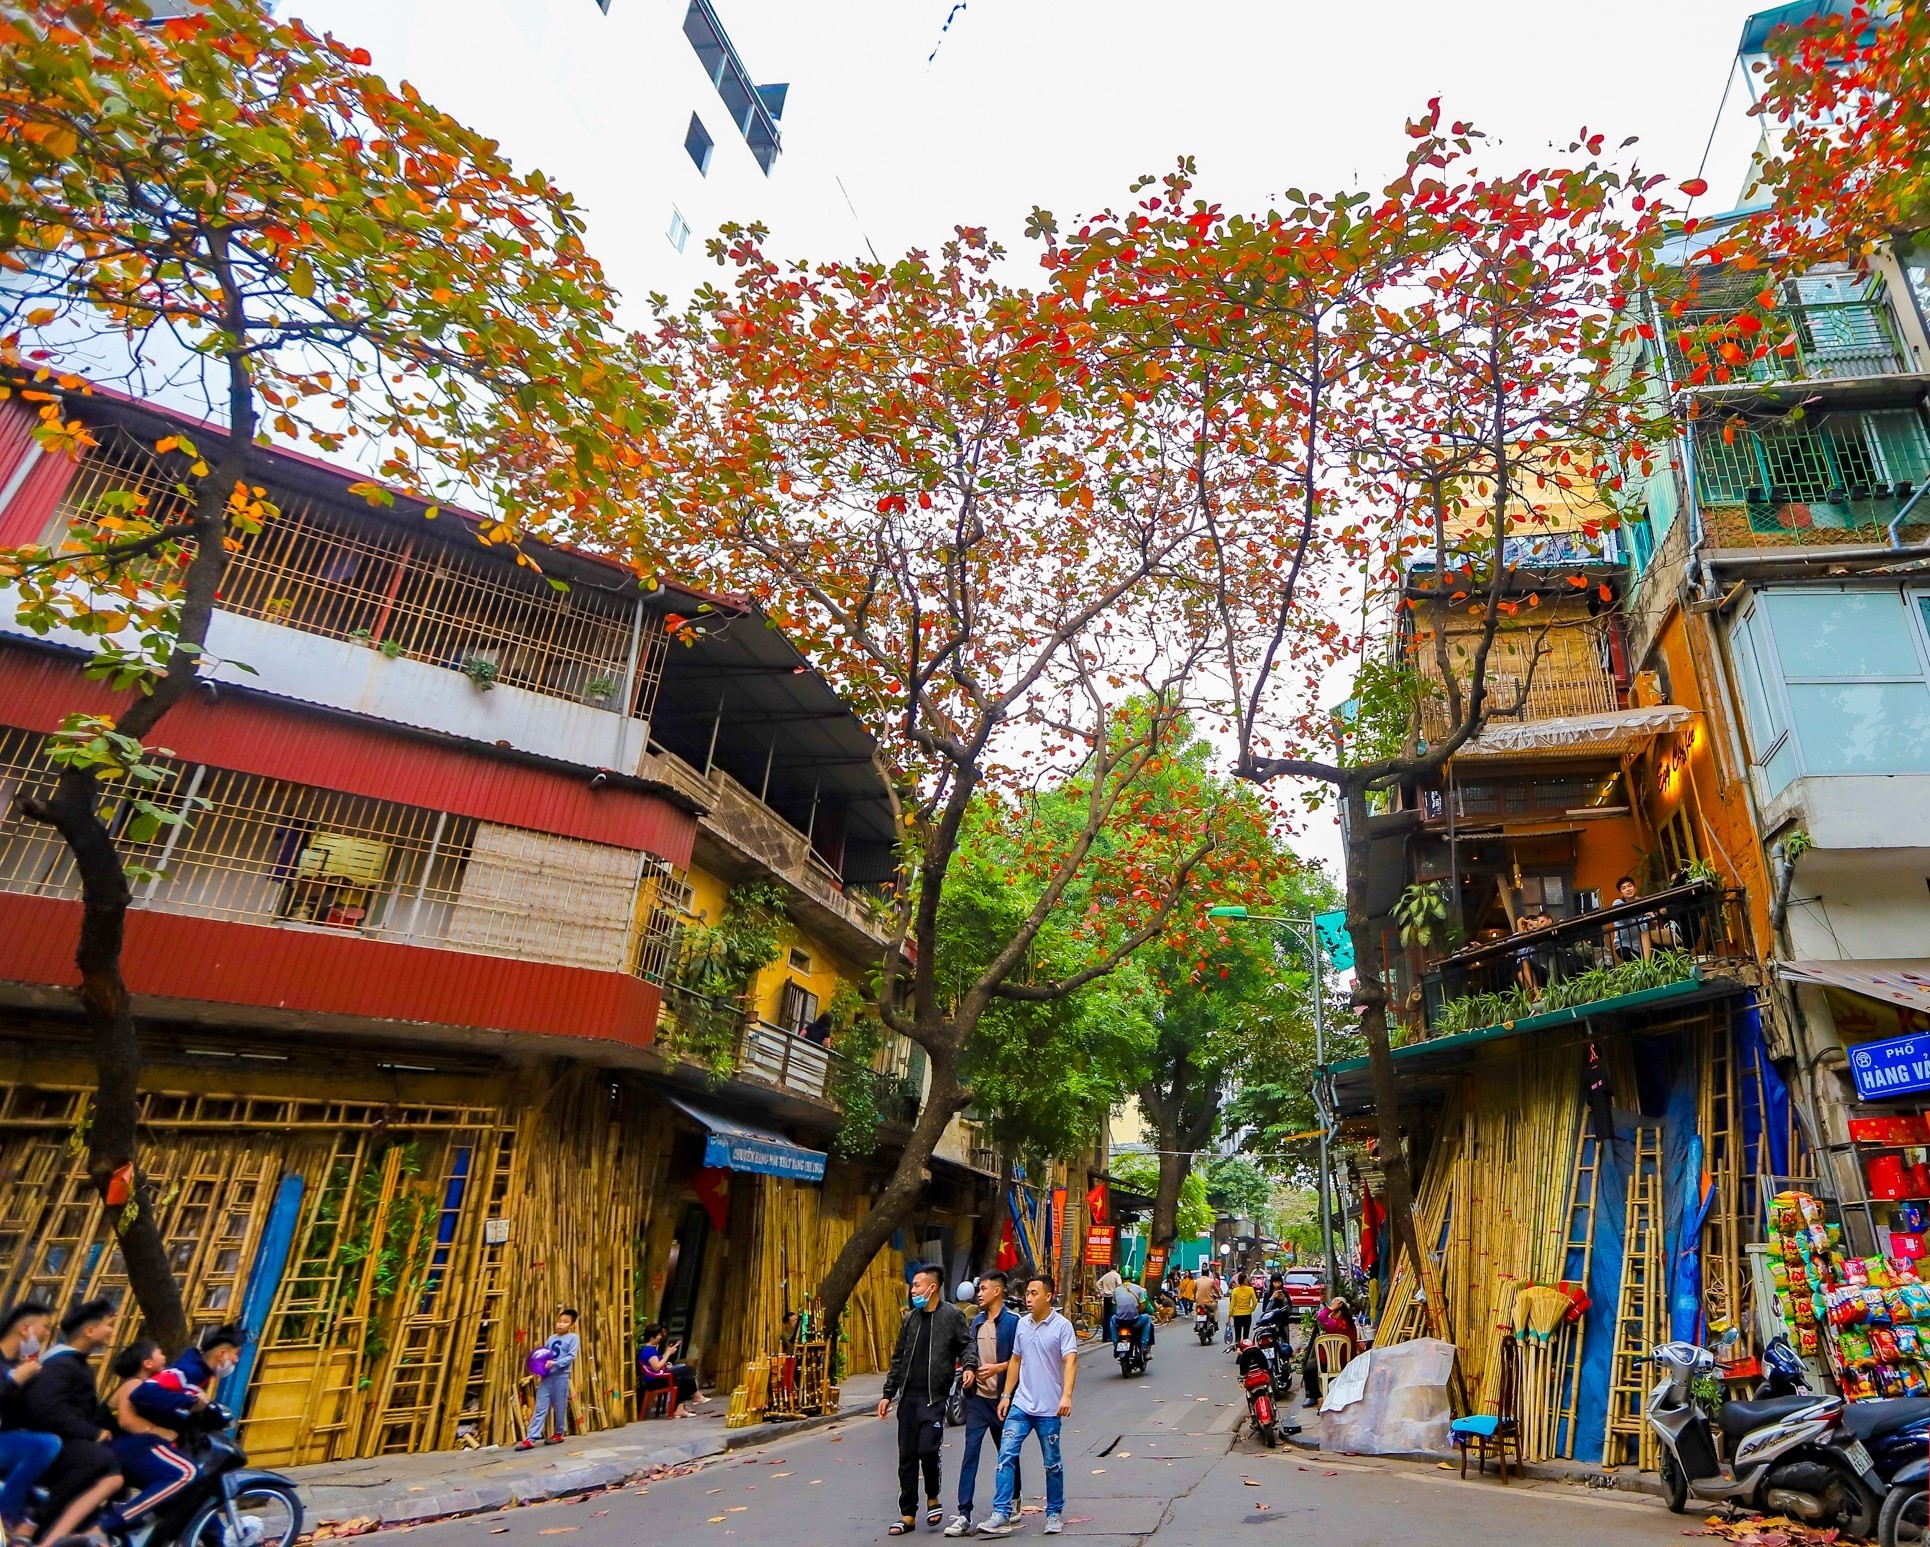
[1284,1410,1665,1499]
[292,1372,887,1532]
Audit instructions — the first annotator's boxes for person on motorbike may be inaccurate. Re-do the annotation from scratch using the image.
[1111,1279,1153,1353]
[100,1340,199,1543]
[21,1301,124,1547]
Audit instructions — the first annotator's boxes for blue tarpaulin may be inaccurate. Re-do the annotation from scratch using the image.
[669,1096,827,1181]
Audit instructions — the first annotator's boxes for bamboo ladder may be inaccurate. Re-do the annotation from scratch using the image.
[1700,1019,1744,1344]
[1554,1123,1603,1459]
[1605,1124,1664,1470]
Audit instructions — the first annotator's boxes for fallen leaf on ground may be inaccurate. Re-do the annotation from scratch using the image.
[1243,1479,1260,1487]
[706,1518,724,1526]
[536,1531,576,1537]
[1090,1468,1106,1475]
[1436,1462,1455,1470]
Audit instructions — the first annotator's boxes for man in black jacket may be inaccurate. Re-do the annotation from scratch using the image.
[23,1299,124,1546]
[875,1263,977,1537]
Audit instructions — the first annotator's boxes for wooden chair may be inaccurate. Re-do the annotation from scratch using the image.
[1449,1335,1522,1482]
[1313,1334,1354,1399]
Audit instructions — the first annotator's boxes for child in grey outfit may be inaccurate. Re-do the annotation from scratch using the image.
[519,1309,580,1448]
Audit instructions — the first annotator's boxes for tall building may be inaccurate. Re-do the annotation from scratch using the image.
[291,0,792,308]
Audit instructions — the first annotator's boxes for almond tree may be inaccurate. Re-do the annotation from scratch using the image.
[0,0,642,1346]
[1044,111,1679,1289]
[632,229,1232,1326]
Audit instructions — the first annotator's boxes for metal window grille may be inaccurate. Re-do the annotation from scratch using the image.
[628,865,691,985]
[0,726,669,972]
[48,432,670,719]
[1695,412,1930,534]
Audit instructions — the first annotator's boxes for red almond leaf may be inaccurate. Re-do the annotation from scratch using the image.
[1680,177,1710,197]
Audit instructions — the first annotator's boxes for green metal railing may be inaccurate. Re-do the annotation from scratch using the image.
[1694,408,1930,536]
[1667,298,1909,386]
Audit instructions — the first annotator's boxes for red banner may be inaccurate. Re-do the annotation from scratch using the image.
[1145,1245,1169,1287]
[1052,1187,1067,1250]
[1084,1225,1116,1265]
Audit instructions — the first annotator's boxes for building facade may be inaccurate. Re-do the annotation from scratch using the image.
[0,387,994,1461]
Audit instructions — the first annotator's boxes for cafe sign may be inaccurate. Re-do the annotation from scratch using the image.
[1850,1031,1930,1101]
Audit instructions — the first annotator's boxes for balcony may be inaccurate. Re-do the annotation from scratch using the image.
[1418,879,1747,1038]
[1692,409,1930,550]
[1667,298,1911,388]
[1417,619,1620,743]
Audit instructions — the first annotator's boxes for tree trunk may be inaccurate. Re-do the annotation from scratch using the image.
[1341,782,1426,1315]
[33,767,190,1353]
[818,1038,968,1328]
[1149,1135,1187,1251]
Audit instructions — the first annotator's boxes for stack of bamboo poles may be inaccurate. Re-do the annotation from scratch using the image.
[1378,1043,1586,1461]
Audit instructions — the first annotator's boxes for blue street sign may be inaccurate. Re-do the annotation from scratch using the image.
[1314,908,1354,972]
[1849,1031,1930,1101]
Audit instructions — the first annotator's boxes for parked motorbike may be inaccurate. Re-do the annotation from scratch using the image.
[1880,1455,1927,1547]
[1647,1340,1882,1536]
[1114,1316,1149,1378]
[1235,1308,1298,1449]
[1195,1303,1219,1345]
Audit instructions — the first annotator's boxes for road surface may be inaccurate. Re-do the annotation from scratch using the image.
[390,1330,1694,1544]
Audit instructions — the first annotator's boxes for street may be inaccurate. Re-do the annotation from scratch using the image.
[387,1337,1693,1546]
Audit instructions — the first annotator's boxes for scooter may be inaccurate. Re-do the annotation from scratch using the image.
[1880,1454,1927,1547]
[1195,1303,1219,1345]
[1236,1338,1279,1447]
[1646,1340,1882,1536]
[1840,1399,1930,1547]
[1114,1316,1149,1378]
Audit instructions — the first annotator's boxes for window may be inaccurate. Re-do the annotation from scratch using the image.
[1736,589,1930,784]
[1726,605,1796,795]
[776,979,819,1035]
[684,113,713,176]
[667,207,691,254]
[788,947,812,972]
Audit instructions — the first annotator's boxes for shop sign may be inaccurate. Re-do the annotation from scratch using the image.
[1084,1226,1115,1265]
[1849,1030,1930,1100]
[1145,1245,1169,1286]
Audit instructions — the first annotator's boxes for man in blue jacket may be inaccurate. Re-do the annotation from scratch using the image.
[944,1273,1021,1538]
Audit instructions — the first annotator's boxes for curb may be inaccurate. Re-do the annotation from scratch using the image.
[1280,1426,1664,1498]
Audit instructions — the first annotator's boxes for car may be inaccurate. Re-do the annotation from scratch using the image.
[1282,1270,1325,1309]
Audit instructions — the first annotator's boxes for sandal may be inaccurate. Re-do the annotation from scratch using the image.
[926,1504,944,1526]
[889,1519,914,1536]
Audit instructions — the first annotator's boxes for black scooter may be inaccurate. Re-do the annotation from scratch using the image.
[110,1403,303,1547]
[1114,1315,1149,1378]
[1854,1402,1930,1547]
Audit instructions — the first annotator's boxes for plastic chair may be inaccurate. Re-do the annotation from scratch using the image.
[1449,1335,1522,1482]
[1313,1334,1353,1398]
[640,1373,679,1419]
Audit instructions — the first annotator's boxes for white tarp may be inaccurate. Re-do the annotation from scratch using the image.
[1452,704,1692,758]
[1319,1337,1457,1458]
[1779,959,1930,1017]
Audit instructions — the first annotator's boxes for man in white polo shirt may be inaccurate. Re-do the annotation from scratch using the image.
[976,1270,1078,1537]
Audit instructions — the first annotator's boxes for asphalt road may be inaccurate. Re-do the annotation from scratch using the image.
[389,1331,1697,1545]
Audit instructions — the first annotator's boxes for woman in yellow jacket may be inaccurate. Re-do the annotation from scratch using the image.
[1229,1278,1258,1344]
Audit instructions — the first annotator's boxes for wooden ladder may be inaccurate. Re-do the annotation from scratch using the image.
[1606,1124,1664,1471]
[1555,1124,1603,1459]
[1701,1020,1743,1345]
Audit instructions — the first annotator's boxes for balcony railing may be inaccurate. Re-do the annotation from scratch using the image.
[0,725,671,975]
[733,1021,918,1122]
[1691,408,1930,545]
[51,434,669,720]
[1419,879,1746,1038]
[1667,298,1910,386]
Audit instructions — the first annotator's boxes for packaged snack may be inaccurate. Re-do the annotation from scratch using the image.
[1872,1326,1903,1363]
[1845,1258,1871,1287]
[1877,1364,1909,1398]
[1840,1327,1876,1367]
[1867,1256,1896,1289]
[1900,1204,1929,1233]
[1902,1365,1930,1397]
[1866,1287,1895,1325]
[1797,1324,1821,1357]
[1840,1364,1873,1398]
[1904,1283,1930,1319]
[1888,1287,1916,1324]
[1895,1324,1921,1358]
[1801,1193,1826,1225]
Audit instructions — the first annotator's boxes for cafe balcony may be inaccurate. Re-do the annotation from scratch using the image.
[1417,878,1750,1039]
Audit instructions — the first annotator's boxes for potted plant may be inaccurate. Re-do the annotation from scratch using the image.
[463,655,499,690]
[583,672,618,706]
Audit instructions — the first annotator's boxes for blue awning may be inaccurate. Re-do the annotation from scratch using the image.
[668,1096,827,1182]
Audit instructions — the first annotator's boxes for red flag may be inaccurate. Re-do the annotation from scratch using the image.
[1360,1182,1387,1274]
[1085,1180,1109,1226]
[692,1166,730,1233]
[995,1215,1018,1272]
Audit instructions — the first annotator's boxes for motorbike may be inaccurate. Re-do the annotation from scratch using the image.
[1235,1308,1298,1449]
[1114,1315,1149,1378]
[1646,1339,1882,1536]
[77,1396,304,1547]
[1880,1455,1927,1547]
[1195,1303,1219,1345]
[1839,1398,1930,1547]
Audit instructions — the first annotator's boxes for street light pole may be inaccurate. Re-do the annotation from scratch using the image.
[1206,905,1339,1296]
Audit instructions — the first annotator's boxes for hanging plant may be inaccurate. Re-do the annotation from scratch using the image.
[1394,882,1448,948]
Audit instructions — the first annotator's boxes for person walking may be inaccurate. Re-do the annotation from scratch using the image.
[1094,1264,1121,1342]
[0,1302,60,1547]
[1229,1275,1258,1344]
[945,1273,1021,1537]
[516,1308,579,1451]
[977,1272,1078,1539]
[878,1263,977,1537]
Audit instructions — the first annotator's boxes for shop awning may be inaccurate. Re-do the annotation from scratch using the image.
[1779,960,1930,1017]
[1447,705,1692,760]
[668,1096,827,1182]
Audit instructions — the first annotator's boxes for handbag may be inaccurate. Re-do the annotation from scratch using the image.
[945,1369,966,1426]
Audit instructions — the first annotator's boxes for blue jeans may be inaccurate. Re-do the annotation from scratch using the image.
[0,1430,59,1527]
[993,1411,1062,1519]
[956,1394,1019,1516]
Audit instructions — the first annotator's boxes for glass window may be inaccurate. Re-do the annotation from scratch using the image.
[1784,682,1930,772]
[683,113,713,176]
[683,3,726,84]
[1758,588,1930,777]
[667,208,691,254]
[1765,590,1924,679]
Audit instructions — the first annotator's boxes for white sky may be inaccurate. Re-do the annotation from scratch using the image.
[288,0,1776,881]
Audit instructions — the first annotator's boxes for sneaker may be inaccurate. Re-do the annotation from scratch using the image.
[975,1514,1018,1538]
[513,1439,535,1452]
[942,1518,973,1538]
[1042,1516,1063,1536]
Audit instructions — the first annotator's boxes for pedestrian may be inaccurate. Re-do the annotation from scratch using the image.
[1095,1263,1121,1342]
[1219,1267,1237,1346]
[1177,1269,1195,1314]
[976,1271,1078,1538]
[1229,1275,1257,1344]
[0,1301,60,1547]
[516,1308,579,1451]
[945,1272,1021,1537]
[878,1263,977,1536]
[20,1299,124,1547]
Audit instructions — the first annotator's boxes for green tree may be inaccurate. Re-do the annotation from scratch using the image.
[0,0,639,1346]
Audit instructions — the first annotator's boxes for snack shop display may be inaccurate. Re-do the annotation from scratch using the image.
[1769,1189,1930,1399]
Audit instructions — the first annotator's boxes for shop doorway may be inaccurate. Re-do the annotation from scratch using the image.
[659,1202,711,1347]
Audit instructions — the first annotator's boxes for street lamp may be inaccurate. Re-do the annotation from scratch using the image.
[1207,904,1340,1295]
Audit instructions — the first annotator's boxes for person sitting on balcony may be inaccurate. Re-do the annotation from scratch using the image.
[1609,876,1654,962]
[1512,908,1556,998]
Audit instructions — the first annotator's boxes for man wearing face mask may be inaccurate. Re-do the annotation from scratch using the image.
[0,1302,62,1547]
[877,1263,977,1537]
